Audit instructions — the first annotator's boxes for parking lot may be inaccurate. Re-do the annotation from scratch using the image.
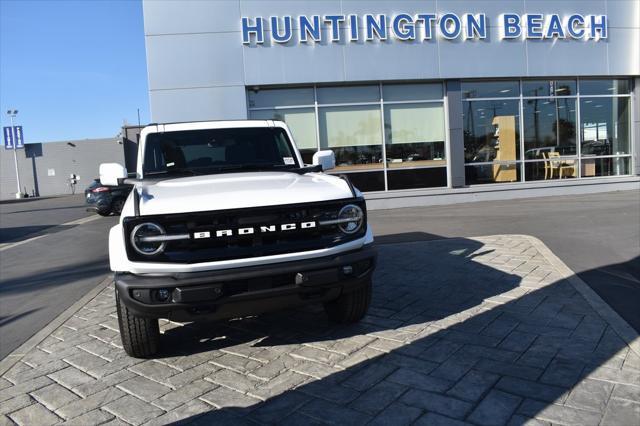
[0,191,639,425]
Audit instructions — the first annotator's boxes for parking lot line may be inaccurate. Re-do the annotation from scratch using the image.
[0,214,102,252]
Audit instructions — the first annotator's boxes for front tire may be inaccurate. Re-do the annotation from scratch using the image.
[324,278,372,323]
[116,288,160,358]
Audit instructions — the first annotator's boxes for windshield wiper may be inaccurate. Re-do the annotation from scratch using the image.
[145,168,200,177]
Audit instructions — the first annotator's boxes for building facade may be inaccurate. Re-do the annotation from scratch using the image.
[0,138,124,200]
[142,0,640,205]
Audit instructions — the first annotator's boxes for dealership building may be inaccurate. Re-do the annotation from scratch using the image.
[142,1,639,207]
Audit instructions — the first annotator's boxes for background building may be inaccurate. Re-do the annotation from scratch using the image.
[142,0,640,207]
[0,138,124,201]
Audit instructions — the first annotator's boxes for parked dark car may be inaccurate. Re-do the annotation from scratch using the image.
[85,178,133,216]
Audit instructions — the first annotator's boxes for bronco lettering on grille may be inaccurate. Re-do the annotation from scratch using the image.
[194,221,317,240]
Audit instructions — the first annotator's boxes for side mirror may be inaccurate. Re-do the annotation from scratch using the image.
[312,150,336,171]
[99,163,127,186]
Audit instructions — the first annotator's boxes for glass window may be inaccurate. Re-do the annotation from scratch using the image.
[580,97,631,155]
[319,105,383,173]
[316,85,380,104]
[523,98,577,159]
[247,88,314,108]
[383,102,446,189]
[143,127,298,176]
[465,163,521,185]
[580,79,630,96]
[388,168,447,190]
[249,108,317,163]
[581,156,630,177]
[463,99,520,164]
[524,154,577,182]
[461,81,519,99]
[382,83,443,101]
[340,171,385,192]
[522,80,577,97]
[463,99,520,184]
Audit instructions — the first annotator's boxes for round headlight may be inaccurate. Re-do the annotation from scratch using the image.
[337,204,363,234]
[130,223,166,256]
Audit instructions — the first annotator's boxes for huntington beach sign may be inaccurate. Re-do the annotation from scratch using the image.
[241,13,608,44]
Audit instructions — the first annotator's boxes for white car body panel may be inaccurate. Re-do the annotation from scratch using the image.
[128,172,353,216]
[110,120,372,274]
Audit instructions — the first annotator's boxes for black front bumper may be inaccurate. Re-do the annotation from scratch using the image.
[115,246,376,322]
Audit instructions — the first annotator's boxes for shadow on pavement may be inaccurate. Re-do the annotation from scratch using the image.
[578,255,640,333]
[0,259,108,296]
[0,308,41,327]
[0,225,75,243]
[3,205,88,215]
[143,235,633,425]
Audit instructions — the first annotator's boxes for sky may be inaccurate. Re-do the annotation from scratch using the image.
[0,0,150,143]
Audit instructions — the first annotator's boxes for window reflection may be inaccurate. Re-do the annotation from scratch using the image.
[463,99,520,184]
[463,100,520,158]
[461,81,519,99]
[319,105,383,172]
[522,80,577,97]
[580,97,630,156]
[250,108,317,164]
[580,79,630,96]
[248,88,314,108]
[523,98,577,181]
[581,157,629,177]
[383,102,446,189]
[384,103,446,167]
[465,163,521,185]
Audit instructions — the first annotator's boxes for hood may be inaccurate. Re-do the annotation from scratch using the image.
[126,172,356,216]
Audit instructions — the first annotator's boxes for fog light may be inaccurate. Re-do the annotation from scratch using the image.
[342,265,353,275]
[157,289,171,302]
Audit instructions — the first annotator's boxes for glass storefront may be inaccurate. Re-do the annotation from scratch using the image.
[463,78,632,185]
[248,83,447,192]
[248,78,633,192]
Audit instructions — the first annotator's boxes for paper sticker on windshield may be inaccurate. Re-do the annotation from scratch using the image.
[283,157,295,165]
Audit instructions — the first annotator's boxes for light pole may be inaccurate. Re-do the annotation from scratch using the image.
[6,109,22,198]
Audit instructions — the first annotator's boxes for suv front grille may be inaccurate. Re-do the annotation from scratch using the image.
[123,198,366,264]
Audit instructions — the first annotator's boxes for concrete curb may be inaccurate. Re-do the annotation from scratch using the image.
[0,275,112,376]
[523,234,640,358]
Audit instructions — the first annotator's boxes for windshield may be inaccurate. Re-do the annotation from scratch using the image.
[142,127,299,176]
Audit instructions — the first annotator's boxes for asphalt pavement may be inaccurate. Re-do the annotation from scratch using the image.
[0,194,93,243]
[369,189,640,332]
[0,195,117,359]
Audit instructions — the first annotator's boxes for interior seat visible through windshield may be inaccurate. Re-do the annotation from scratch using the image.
[142,126,298,176]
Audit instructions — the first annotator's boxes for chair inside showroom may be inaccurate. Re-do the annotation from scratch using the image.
[544,152,575,179]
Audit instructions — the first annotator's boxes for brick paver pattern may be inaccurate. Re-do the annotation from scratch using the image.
[1,235,639,425]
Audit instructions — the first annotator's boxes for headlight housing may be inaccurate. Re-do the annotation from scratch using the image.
[337,204,364,234]
[130,222,166,256]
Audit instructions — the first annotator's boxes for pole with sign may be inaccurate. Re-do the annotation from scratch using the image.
[5,110,23,198]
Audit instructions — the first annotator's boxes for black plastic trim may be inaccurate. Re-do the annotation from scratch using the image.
[115,245,376,322]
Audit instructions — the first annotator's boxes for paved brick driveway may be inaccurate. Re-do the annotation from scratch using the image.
[1,235,639,425]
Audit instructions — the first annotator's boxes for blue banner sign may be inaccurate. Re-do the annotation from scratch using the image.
[13,126,24,149]
[3,126,14,150]
[242,13,607,45]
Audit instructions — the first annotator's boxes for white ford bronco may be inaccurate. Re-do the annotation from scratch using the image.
[100,120,376,357]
